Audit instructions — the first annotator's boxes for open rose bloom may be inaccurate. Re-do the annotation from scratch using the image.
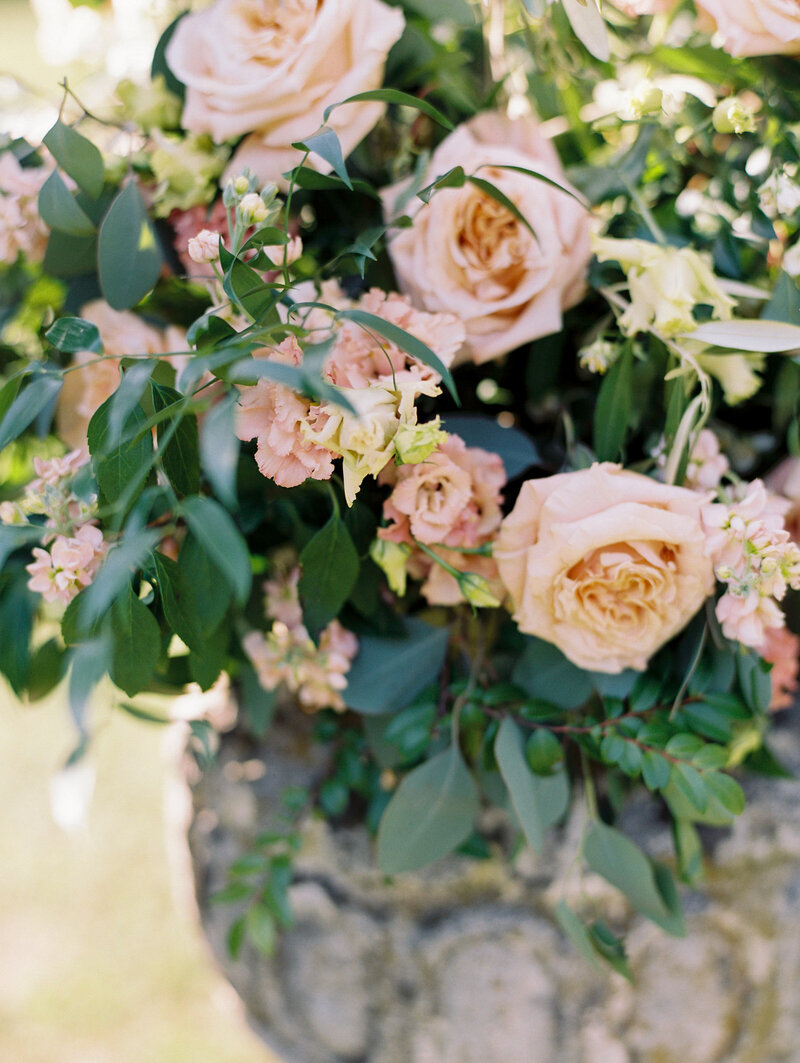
[6,0,800,975]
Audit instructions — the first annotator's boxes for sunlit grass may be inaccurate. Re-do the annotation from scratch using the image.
[0,684,276,1063]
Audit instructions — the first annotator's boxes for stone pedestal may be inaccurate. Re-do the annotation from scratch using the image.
[176,712,800,1063]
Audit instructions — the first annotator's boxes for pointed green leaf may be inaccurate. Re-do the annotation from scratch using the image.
[0,374,62,453]
[292,127,352,189]
[98,182,163,310]
[377,745,480,873]
[39,170,95,236]
[151,382,199,496]
[43,119,104,198]
[343,617,449,715]
[108,583,161,696]
[45,316,103,354]
[298,515,359,634]
[495,718,569,851]
[180,495,251,604]
[323,89,454,130]
[594,341,634,461]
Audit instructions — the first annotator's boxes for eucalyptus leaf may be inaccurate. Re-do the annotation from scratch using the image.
[38,171,95,236]
[377,745,480,873]
[45,316,103,354]
[43,120,104,199]
[495,718,568,851]
[440,414,539,478]
[98,182,163,311]
[0,374,62,453]
[343,617,449,715]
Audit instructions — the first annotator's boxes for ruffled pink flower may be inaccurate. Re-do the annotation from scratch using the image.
[761,624,800,711]
[685,429,730,492]
[26,524,107,605]
[715,589,785,651]
[295,620,359,712]
[235,337,335,488]
[0,152,50,265]
[380,435,506,549]
[324,288,464,389]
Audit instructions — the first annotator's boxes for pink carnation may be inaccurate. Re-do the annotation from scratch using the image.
[380,435,506,549]
[324,289,464,390]
[235,337,335,489]
[26,524,107,605]
[761,624,800,711]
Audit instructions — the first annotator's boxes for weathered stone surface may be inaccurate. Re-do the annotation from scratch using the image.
[174,712,800,1063]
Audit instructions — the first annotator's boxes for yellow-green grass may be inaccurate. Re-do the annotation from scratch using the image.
[0,684,277,1063]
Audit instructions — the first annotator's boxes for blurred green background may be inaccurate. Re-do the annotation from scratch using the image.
[0,2,274,1059]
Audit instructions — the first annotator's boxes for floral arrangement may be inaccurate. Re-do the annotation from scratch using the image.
[4,0,800,974]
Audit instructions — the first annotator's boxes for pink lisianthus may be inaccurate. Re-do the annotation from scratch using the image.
[235,337,335,489]
[760,624,800,711]
[380,435,506,549]
[685,429,730,492]
[715,589,785,651]
[412,548,504,608]
[26,524,107,606]
[324,289,465,390]
[0,151,51,266]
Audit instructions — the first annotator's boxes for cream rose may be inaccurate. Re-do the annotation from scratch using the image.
[694,0,800,57]
[165,0,405,182]
[382,113,591,364]
[494,464,715,673]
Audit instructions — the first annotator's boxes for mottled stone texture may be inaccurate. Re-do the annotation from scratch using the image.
[176,712,800,1063]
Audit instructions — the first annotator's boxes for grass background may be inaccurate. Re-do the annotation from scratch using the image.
[0,2,276,1058]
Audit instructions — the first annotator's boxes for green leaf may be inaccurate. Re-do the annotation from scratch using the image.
[177,532,232,638]
[26,638,67,702]
[189,620,229,691]
[682,700,735,743]
[485,163,589,208]
[554,900,602,969]
[641,750,671,791]
[151,12,187,98]
[87,396,154,509]
[199,393,239,509]
[670,762,708,814]
[736,652,772,713]
[151,551,204,652]
[38,170,95,236]
[703,771,745,815]
[151,382,199,496]
[588,921,633,981]
[79,528,161,625]
[0,576,37,695]
[336,307,459,404]
[0,374,62,453]
[180,496,251,605]
[109,584,161,697]
[763,271,800,326]
[42,229,97,278]
[298,515,359,634]
[512,637,594,711]
[377,745,480,873]
[68,637,111,732]
[45,316,103,354]
[221,249,279,322]
[98,182,163,311]
[495,719,568,851]
[440,414,539,479]
[43,120,104,198]
[246,904,277,956]
[343,617,450,715]
[584,821,685,935]
[594,342,634,462]
[416,165,466,205]
[673,818,704,885]
[323,88,454,129]
[292,127,352,189]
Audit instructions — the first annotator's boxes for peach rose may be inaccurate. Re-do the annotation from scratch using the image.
[383,113,591,364]
[694,0,800,57]
[165,0,404,182]
[57,301,187,453]
[494,464,715,673]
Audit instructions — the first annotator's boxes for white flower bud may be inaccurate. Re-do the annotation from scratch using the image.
[713,97,756,136]
[627,80,663,119]
[238,192,269,225]
[187,228,221,264]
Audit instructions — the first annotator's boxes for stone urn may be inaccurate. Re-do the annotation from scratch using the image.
[172,708,800,1063]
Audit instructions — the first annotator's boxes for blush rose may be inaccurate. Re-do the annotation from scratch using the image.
[166,0,404,182]
[493,464,715,673]
[694,0,800,57]
[382,113,591,364]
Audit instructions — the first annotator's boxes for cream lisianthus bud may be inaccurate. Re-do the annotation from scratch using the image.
[263,235,303,267]
[627,80,663,118]
[187,228,221,264]
[233,175,251,195]
[369,538,411,596]
[238,192,269,225]
[392,419,447,465]
[713,97,757,135]
[458,571,502,609]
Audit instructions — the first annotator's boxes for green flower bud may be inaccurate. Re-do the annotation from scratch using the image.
[369,538,411,596]
[713,97,756,136]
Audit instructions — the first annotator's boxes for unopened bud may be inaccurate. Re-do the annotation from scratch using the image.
[458,572,501,609]
[713,97,756,136]
[628,80,663,119]
[233,175,250,195]
[369,538,411,597]
[238,192,269,225]
[187,228,221,264]
[263,235,303,267]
